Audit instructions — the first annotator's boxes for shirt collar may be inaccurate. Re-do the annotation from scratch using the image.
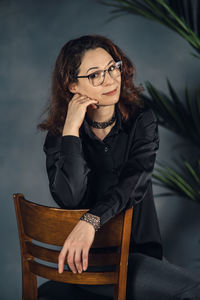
[80,104,123,140]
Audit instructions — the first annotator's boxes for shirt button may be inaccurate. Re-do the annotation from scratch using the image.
[104,146,109,152]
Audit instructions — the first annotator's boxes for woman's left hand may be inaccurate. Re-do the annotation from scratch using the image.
[58,220,95,274]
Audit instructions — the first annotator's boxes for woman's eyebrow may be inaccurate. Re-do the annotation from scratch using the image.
[86,59,114,73]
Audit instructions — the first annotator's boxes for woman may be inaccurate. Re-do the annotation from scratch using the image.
[38,35,200,299]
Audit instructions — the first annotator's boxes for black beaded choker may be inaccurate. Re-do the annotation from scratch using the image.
[86,109,116,129]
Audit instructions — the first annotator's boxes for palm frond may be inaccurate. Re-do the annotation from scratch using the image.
[168,0,200,37]
[142,81,200,148]
[153,158,200,203]
[99,0,200,58]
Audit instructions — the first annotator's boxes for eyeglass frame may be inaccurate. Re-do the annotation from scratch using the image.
[76,60,122,86]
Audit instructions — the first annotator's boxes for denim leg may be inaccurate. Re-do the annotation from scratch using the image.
[125,253,200,300]
[172,282,200,300]
[78,253,200,300]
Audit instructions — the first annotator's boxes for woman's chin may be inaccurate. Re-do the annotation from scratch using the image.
[99,97,120,106]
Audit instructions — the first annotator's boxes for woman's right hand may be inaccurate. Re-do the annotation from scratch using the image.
[62,93,99,136]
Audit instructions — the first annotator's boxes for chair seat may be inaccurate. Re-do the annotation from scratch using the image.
[38,280,112,300]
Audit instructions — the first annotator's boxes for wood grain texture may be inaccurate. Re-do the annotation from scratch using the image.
[29,260,118,285]
[26,241,120,266]
[13,193,133,300]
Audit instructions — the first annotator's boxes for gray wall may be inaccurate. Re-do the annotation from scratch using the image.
[1,0,200,299]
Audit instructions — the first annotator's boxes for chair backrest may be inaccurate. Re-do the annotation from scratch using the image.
[13,193,133,300]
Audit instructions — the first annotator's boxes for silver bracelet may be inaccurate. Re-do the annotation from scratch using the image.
[80,213,101,232]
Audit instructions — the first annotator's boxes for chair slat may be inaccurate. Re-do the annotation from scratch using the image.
[26,241,120,266]
[20,196,124,247]
[26,242,59,264]
[14,193,133,300]
[89,252,119,266]
[28,260,118,285]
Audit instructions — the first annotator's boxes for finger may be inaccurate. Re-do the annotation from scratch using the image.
[74,249,83,273]
[67,250,77,274]
[72,94,99,105]
[80,98,99,105]
[58,247,68,274]
[82,247,89,271]
[71,93,81,99]
[71,94,86,102]
[71,93,89,103]
[87,104,99,110]
[74,94,97,101]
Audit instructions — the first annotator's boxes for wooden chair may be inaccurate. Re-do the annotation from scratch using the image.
[13,193,133,300]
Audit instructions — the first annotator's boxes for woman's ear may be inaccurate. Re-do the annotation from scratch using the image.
[68,82,78,94]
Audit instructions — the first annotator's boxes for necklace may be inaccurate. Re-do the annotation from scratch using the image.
[86,109,116,129]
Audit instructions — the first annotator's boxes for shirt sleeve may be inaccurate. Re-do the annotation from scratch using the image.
[43,133,90,208]
[88,109,160,226]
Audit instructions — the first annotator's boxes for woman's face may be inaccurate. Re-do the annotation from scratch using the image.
[69,47,121,106]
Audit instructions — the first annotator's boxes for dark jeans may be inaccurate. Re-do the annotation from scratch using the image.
[38,253,200,300]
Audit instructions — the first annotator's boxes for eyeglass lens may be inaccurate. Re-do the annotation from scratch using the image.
[89,62,122,86]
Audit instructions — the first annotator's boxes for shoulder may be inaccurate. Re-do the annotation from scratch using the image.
[123,107,158,141]
[134,107,157,125]
[123,107,157,130]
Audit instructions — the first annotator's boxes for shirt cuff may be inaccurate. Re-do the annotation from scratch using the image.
[61,135,83,155]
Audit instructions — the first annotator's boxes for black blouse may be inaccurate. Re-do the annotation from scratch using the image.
[43,104,163,260]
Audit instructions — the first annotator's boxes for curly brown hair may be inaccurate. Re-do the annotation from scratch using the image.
[37,34,144,136]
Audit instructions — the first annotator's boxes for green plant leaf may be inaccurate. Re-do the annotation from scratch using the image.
[153,159,200,202]
[100,0,200,56]
[184,161,200,185]
[142,82,200,149]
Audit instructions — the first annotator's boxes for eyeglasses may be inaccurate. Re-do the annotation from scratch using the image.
[77,60,122,87]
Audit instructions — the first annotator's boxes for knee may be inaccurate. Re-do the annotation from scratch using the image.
[173,282,200,300]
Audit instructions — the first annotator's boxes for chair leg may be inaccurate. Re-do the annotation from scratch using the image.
[22,259,37,300]
[114,283,126,300]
